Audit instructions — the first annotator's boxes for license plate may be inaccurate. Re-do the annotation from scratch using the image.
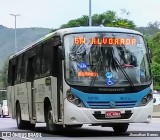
[105,111,121,118]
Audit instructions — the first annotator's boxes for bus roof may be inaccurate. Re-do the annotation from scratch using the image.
[56,26,142,36]
[9,26,142,59]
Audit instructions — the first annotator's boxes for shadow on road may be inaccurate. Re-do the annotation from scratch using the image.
[32,127,130,137]
[0,116,11,119]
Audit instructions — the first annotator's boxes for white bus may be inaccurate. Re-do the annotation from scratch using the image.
[7,26,153,133]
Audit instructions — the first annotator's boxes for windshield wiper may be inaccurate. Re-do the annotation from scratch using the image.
[89,49,134,87]
[113,55,134,87]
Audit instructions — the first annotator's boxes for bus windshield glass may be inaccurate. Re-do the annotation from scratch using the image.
[64,32,151,87]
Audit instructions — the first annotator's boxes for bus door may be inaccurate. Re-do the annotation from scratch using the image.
[52,44,63,122]
[56,46,63,121]
[27,56,36,118]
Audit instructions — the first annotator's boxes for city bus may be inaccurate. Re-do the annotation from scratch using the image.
[7,26,153,133]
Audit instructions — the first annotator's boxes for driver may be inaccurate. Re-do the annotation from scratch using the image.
[122,50,137,67]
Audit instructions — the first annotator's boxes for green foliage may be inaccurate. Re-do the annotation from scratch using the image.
[0,59,8,88]
[152,62,160,90]
[146,32,160,90]
[108,18,136,29]
[60,10,136,29]
[92,11,117,26]
[61,15,89,28]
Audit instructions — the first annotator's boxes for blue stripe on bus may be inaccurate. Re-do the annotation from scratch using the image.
[70,87,151,109]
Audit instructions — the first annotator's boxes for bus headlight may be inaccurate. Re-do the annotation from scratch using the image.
[66,90,85,107]
[67,94,75,101]
[74,99,82,107]
[147,94,152,100]
[141,93,153,106]
[142,98,148,104]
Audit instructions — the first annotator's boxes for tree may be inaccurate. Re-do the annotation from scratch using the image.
[59,10,136,30]
[92,11,117,26]
[148,21,160,29]
[146,32,160,90]
[109,18,135,29]
[61,15,89,28]
[151,62,160,90]
[0,59,8,89]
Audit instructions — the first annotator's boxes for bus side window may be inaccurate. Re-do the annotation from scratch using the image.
[26,47,37,82]
[11,65,16,86]
[21,54,26,82]
[41,41,53,77]
[52,36,61,77]
[26,57,35,82]
[9,58,18,86]
[8,61,16,86]
[8,61,12,86]
[16,55,23,83]
[52,46,58,77]
[34,45,42,79]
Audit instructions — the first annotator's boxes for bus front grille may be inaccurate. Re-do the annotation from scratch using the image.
[87,101,137,109]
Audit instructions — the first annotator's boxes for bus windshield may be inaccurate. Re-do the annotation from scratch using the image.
[64,32,151,87]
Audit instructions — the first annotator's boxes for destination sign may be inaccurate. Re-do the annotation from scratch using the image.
[78,71,98,77]
[74,37,136,45]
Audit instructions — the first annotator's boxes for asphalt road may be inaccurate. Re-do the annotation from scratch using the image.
[0,117,160,140]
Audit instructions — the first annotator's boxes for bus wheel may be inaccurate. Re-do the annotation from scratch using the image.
[2,111,5,118]
[112,123,128,133]
[26,122,35,130]
[46,106,62,133]
[16,103,26,129]
[46,106,54,132]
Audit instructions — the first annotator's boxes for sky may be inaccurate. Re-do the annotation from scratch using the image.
[0,0,160,29]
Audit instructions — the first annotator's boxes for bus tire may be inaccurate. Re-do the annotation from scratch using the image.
[2,111,5,118]
[16,103,26,129]
[26,122,35,130]
[46,105,62,133]
[112,123,128,133]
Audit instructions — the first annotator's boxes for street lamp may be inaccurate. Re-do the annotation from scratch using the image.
[10,14,21,53]
[89,0,92,26]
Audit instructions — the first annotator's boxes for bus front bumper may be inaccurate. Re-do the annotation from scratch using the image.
[63,99,153,125]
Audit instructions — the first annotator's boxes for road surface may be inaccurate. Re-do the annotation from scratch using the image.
[0,117,160,140]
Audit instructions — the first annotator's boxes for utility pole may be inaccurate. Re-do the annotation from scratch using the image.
[10,14,21,53]
[89,0,92,26]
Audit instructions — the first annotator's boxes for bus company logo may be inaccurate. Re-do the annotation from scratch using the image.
[109,101,116,108]
[78,62,87,70]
